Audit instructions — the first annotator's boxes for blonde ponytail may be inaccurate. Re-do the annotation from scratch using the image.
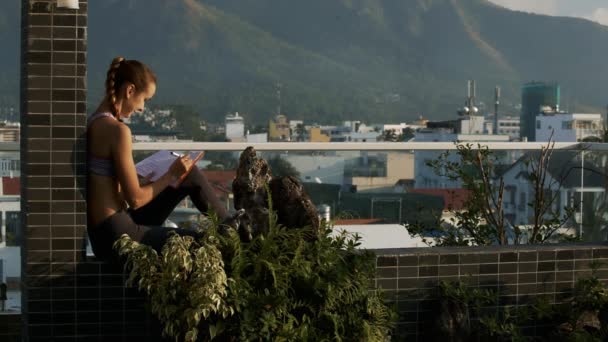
[105,56,125,117]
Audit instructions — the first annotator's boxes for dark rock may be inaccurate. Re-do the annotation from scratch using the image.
[231,147,320,241]
[269,176,320,237]
[232,147,272,239]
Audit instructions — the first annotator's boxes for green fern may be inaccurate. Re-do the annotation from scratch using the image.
[114,202,395,341]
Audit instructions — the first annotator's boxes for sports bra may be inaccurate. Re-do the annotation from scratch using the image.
[87,112,116,177]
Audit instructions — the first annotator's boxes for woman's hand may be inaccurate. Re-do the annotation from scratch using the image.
[168,154,194,181]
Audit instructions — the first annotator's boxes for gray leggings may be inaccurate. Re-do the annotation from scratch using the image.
[87,168,229,260]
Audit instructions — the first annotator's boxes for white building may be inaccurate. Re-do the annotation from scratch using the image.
[282,154,345,185]
[493,116,521,139]
[500,152,605,239]
[0,153,19,178]
[332,224,429,249]
[535,113,603,142]
[225,112,245,141]
[246,132,268,143]
[0,197,19,249]
[458,115,486,134]
[347,152,414,192]
[0,123,20,143]
[341,121,379,134]
[0,176,21,292]
[341,131,379,142]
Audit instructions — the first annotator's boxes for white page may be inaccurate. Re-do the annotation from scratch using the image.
[135,150,200,182]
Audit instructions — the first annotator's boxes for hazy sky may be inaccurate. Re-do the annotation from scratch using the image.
[487,0,608,26]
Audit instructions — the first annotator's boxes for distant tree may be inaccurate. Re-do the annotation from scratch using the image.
[379,129,398,142]
[409,139,575,246]
[205,152,238,171]
[294,123,307,142]
[246,124,267,135]
[189,128,229,142]
[157,104,200,139]
[399,127,415,141]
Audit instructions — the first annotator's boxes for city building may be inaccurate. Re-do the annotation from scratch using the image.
[0,122,19,143]
[289,120,305,141]
[246,132,268,143]
[536,112,603,142]
[408,188,470,228]
[520,82,560,141]
[346,152,415,192]
[131,130,181,142]
[489,116,521,140]
[268,114,291,141]
[0,152,19,178]
[414,120,510,189]
[0,176,21,294]
[382,123,423,133]
[339,131,379,142]
[225,112,245,141]
[309,127,331,142]
[282,154,346,185]
[500,152,605,238]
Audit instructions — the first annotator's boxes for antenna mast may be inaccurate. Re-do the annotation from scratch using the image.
[494,86,500,135]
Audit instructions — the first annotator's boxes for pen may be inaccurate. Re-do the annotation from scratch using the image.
[170,152,182,157]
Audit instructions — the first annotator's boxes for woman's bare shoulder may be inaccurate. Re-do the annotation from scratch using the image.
[91,117,130,138]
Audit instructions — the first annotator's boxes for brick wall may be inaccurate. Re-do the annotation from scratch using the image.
[20,1,160,340]
[0,313,21,342]
[375,244,608,341]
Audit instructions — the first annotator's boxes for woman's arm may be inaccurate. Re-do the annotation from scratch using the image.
[111,124,191,209]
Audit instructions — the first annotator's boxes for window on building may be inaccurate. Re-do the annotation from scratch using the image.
[536,120,541,129]
[519,192,526,211]
[509,187,516,204]
[6,211,20,246]
[562,121,572,129]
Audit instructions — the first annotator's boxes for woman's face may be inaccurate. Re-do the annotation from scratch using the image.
[119,82,156,119]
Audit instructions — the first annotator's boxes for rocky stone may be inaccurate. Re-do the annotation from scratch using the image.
[231,146,319,241]
[269,176,320,237]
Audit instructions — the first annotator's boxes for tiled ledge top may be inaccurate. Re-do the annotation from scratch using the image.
[372,242,608,256]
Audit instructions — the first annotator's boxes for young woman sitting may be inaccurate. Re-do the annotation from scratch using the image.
[87,56,230,260]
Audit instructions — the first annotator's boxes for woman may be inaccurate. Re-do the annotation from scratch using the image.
[87,56,230,260]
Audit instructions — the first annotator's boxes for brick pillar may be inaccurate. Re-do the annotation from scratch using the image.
[20,0,87,340]
[20,2,162,340]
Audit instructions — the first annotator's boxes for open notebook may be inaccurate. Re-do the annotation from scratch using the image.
[135,150,205,188]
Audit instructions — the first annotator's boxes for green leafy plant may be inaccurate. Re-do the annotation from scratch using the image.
[114,230,233,341]
[410,143,509,246]
[411,140,577,247]
[114,199,395,341]
[432,263,608,342]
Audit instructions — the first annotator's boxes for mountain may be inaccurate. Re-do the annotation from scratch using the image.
[0,0,20,111]
[1,0,607,124]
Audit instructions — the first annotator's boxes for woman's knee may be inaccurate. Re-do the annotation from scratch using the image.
[182,167,206,187]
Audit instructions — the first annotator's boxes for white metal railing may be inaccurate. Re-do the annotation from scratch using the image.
[2,141,607,152]
[130,141,601,152]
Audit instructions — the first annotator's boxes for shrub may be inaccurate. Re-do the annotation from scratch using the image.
[114,208,395,341]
